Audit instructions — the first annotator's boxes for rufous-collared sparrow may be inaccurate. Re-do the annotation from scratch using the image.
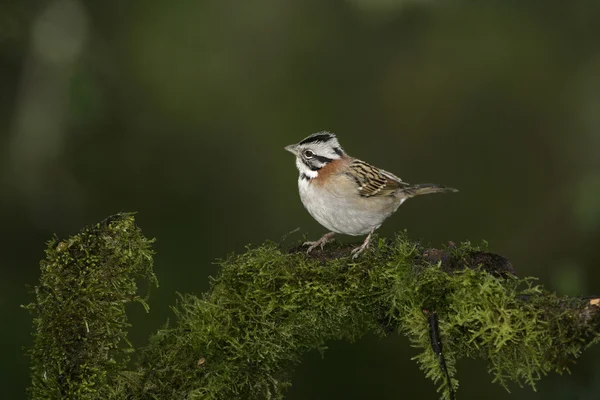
[285,131,457,258]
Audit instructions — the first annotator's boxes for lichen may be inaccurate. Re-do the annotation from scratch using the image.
[25,216,600,400]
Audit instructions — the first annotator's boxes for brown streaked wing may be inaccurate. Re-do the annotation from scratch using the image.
[347,159,409,197]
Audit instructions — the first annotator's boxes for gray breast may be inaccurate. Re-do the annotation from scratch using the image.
[298,175,403,236]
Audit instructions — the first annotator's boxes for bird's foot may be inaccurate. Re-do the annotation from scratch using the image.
[351,230,374,259]
[303,232,335,254]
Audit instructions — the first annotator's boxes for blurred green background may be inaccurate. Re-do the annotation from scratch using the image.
[2,0,600,398]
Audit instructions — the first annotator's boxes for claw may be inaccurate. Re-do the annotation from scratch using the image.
[303,232,335,254]
[350,230,374,259]
[350,245,367,259]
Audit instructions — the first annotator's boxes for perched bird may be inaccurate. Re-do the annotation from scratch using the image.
[285,131,457,258]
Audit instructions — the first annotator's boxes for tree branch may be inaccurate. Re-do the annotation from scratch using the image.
[24,215,600,399]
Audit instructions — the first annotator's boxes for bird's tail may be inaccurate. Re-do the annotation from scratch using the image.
[399,183,458,198]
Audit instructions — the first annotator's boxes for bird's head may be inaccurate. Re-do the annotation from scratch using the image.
[285,131,345,178]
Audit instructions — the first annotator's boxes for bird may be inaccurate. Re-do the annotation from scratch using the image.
[285,131,457,259]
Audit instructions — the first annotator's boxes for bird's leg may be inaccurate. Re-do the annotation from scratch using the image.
[351,229,374,259]
[303,232,335,254]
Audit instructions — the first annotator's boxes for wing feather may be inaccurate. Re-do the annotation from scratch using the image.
[346,160,409,197]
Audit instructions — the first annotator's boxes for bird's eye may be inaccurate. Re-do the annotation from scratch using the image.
[303,150,314,158]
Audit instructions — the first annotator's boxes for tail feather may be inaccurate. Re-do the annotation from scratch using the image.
[399,183,458,198]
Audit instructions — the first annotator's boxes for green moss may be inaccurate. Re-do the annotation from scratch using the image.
[25,216,600,399]
[24,213,157,399]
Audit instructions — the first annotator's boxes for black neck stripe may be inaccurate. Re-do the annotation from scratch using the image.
[299,134,334,145]
[300,173,311,180]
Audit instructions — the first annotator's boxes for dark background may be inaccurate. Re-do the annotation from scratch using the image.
[2,0,600,398]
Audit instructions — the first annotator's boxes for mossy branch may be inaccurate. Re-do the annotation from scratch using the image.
[25,214,600,399]
[24,213,157,399]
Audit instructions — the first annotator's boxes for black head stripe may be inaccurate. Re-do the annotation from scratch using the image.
[299,133,335,145]
[333,147,343,156]
[302,154,333,171]
[302,158,326,171]
[314,155,333,164]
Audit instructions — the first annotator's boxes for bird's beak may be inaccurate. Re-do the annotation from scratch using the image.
[284,144,298,155]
